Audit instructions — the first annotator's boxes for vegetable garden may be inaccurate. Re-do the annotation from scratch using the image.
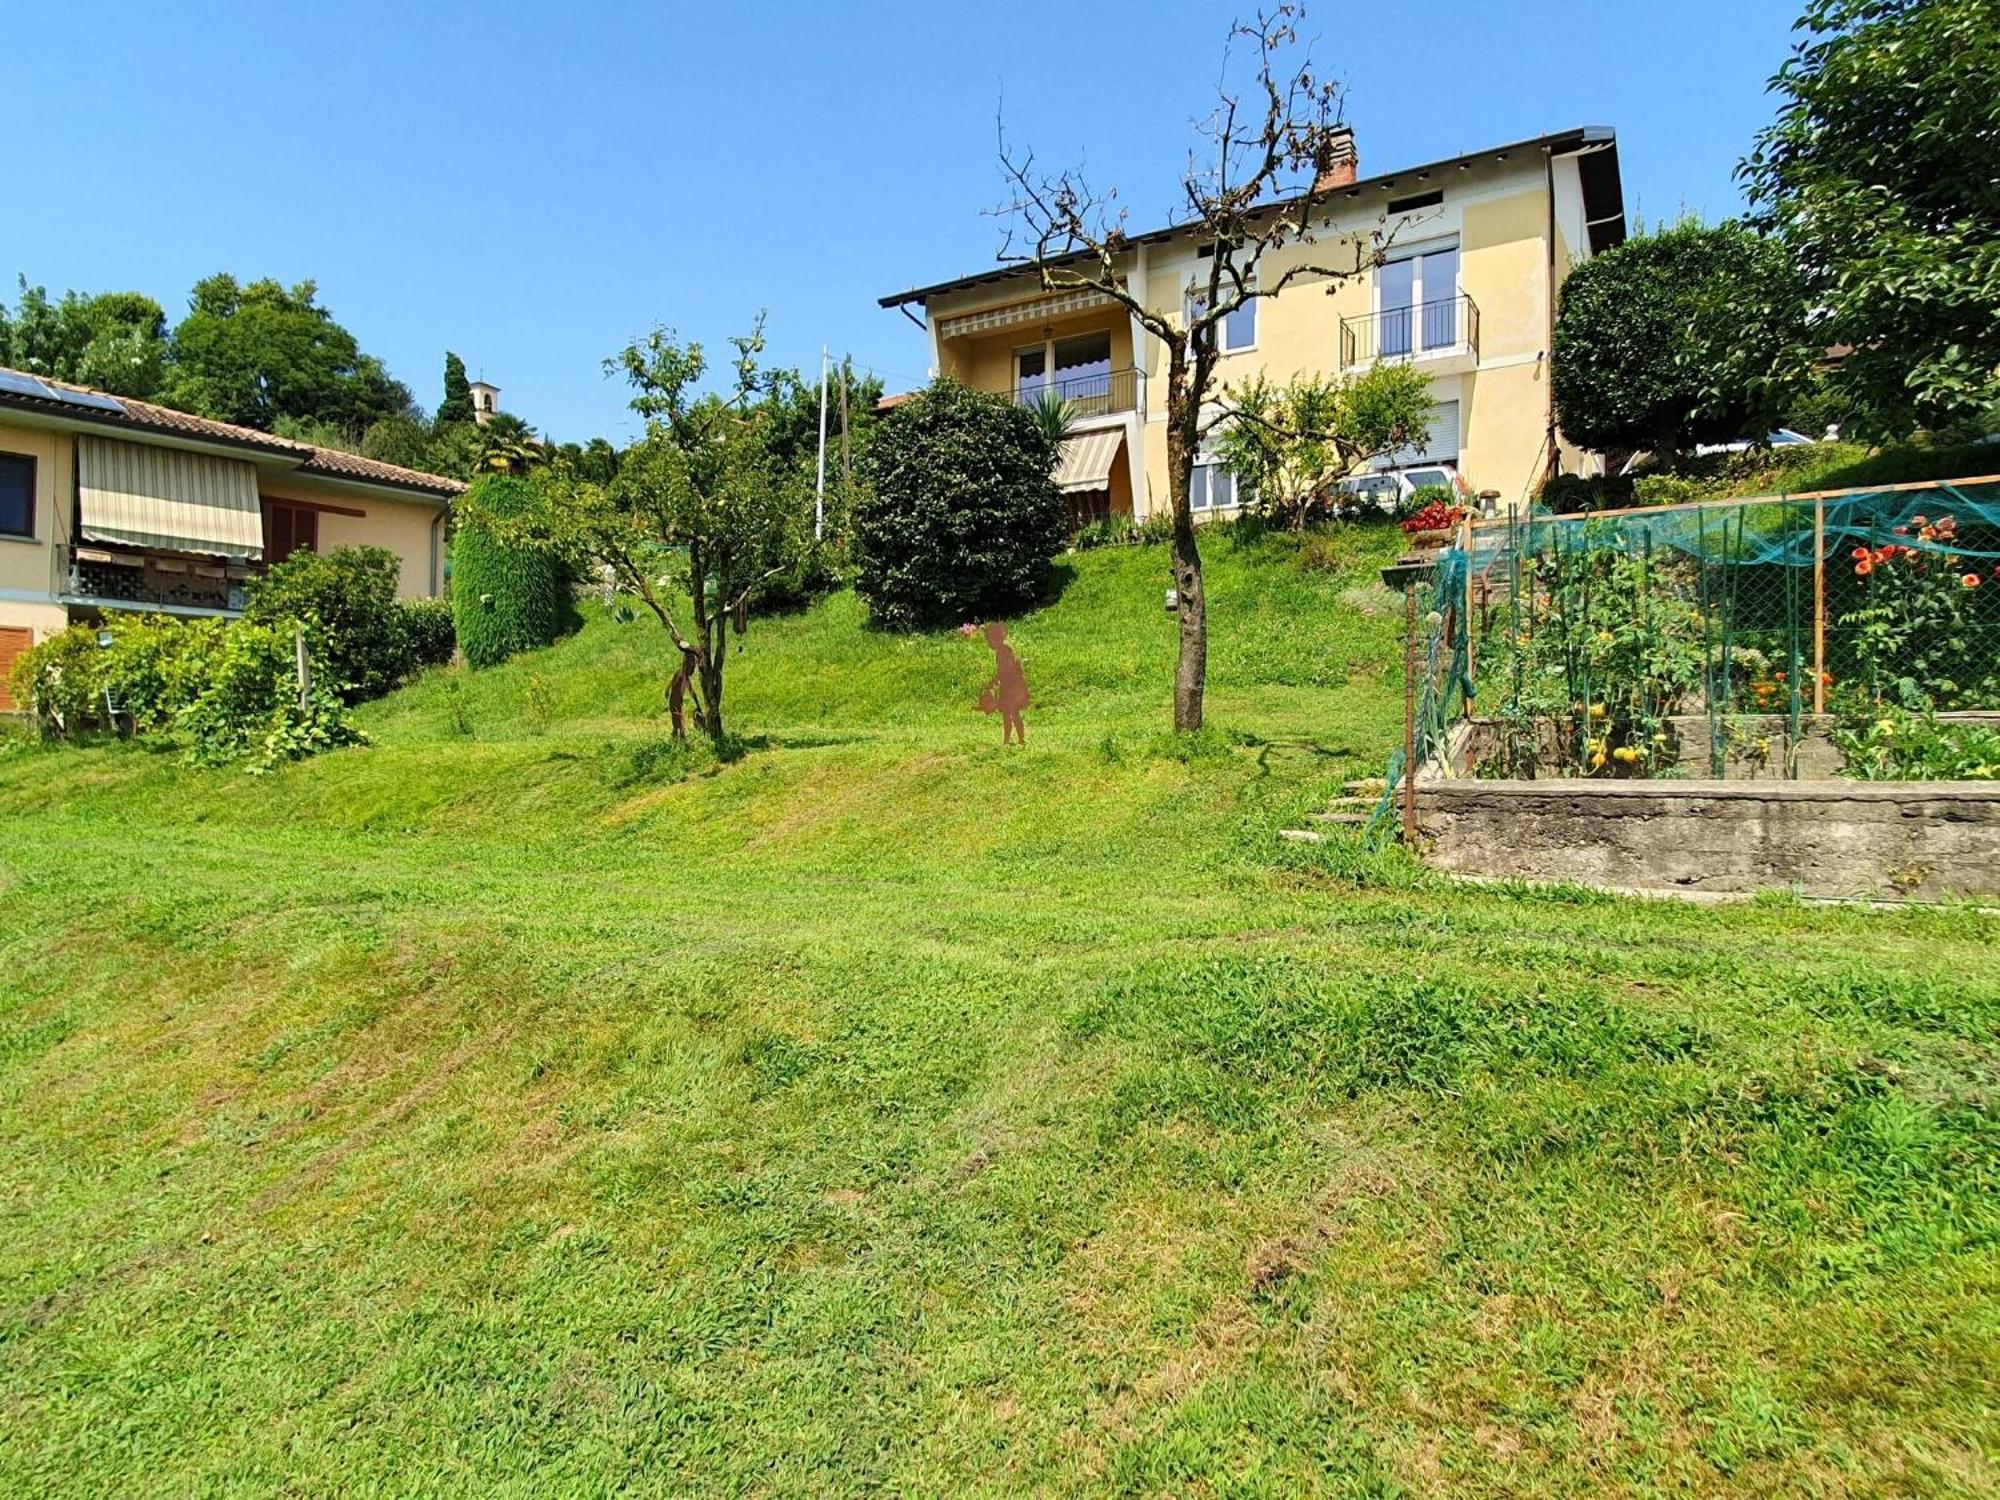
[1382,476,2000,821]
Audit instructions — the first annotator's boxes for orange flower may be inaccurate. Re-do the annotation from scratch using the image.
[1963,573,1981,589]
[1856,560,1873,576]
[1851,546,1870,561]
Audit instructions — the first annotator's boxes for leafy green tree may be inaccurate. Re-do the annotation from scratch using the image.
[0,278,170,397]
[166,275,413,432]
[1214,364,1435,526]
[1741,0,2000,440]
[855,379,1065,630]
[435,351,475,430]
[1552,221,1804,458]
[521,320,811,743]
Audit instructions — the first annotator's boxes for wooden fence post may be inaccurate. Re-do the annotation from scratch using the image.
[1812,499,1826,716]
[294,624,312,713]
[1403,584,1419,847]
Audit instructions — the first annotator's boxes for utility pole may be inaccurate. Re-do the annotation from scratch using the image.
[815,346,830,541]
[837,355,851,528]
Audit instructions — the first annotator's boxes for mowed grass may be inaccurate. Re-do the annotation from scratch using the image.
[1,526,1995,1497]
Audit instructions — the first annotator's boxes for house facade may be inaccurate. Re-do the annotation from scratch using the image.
[878,126,1626,526]
[0,368,461,707]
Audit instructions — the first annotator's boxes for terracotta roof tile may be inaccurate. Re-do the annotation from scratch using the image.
[0,366,464,498]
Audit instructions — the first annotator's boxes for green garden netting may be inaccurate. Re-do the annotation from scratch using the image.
[1367,477,2000,843]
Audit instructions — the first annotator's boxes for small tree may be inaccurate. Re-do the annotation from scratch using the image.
[854,379,1066,630]
[534,321,810,744]
[999,5,1386,731]
[435,351,475,430]
[1552,221,1803,460]
[1213,365,1434,526]
[1741,0,2000,440]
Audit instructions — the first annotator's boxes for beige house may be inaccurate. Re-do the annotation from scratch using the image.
[0,367,461,707]
[878,126,1626,526]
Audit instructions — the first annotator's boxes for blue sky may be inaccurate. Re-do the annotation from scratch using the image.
[9,0,1801,445]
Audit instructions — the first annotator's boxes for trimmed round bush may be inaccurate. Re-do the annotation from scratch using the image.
[450,474,577,668]
[854,380,1066,630]
[398,597,456,669]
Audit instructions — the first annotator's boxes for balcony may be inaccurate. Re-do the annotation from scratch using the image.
[1340,294,1480,372]
[57,543,252,616]
[1013,366,1143,420]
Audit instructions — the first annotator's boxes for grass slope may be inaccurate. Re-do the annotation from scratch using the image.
[2,528,1995,1497]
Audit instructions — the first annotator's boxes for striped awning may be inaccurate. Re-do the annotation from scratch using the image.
[1055,429,1124,493]
[78,435,263,560]
[936,287,1118,340]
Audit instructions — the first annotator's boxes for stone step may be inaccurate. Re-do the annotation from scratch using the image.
[1344,777,1387,794]
[1307,811,1370,826]
[1277,828,1325,844]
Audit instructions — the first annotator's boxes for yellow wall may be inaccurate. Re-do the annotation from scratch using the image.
[0,421,72,642]
[0,415,446,648]
[923,169,1590,520]
[265,473,446,599]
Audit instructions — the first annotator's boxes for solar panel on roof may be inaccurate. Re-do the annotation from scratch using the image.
[55,387,125,414]
[0,370,58,400]
[0,369,126,414]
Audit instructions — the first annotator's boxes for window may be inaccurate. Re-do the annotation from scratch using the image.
[1186,286,1257,353]
[0,452,33,539]
[264,502,319,565]
[1378,240,1461,357]
[1052,333,1112,401]
[1015,347,1048,403]
[1189,456,1239,513]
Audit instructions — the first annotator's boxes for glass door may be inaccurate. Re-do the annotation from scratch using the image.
[1015,348,1048,403]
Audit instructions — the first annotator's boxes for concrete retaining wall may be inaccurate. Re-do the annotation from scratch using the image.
[1420,778,2000,901]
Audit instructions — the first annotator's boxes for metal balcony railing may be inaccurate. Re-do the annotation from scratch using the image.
[1340,294,1480,368]
[1014,366,1142,418]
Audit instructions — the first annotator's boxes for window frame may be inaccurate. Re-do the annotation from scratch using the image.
[1375,236,1463,357]
[1184,267,1259,356]
[0,450,35,540]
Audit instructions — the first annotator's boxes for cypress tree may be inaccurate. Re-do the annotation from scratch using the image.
[435,351,475,431]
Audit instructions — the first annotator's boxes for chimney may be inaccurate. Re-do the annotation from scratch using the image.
[1314,125,1357,194]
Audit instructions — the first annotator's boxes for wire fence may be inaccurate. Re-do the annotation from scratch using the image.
[1368,476,2000,841]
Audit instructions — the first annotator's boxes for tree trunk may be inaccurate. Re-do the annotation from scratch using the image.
[1163,347,1207,733]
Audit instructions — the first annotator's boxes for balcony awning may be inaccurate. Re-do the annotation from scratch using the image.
[1055,429,1124,493]
[78,435,263,560]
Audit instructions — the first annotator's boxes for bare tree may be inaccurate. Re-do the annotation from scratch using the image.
[999,5,1388,732]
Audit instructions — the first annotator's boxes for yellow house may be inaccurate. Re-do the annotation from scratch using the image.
[878,126,1626,526]
[0,366,461,707]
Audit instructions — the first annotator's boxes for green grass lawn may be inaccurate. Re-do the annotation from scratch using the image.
[2,527,1995,1496]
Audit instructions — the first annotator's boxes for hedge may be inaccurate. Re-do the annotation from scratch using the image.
[451,474,578,667]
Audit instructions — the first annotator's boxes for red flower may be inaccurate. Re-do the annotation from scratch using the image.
[1851,547,1870,561]
[1856,560,1873,576]
[1963,573,1981,589]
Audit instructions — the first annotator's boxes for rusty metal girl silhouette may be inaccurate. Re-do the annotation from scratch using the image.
[972,621,1030,745]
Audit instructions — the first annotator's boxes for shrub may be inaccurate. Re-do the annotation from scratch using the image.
[178,620,364,768]
[399,597,456,669]
[854,380,1066,629]
[1552,220,1803,458]
[451,474,578,667]
[9,624,107,731]
[244,546,409,702]
[10,614,360,768]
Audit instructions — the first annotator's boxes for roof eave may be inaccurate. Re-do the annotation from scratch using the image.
[879,126,1623,309]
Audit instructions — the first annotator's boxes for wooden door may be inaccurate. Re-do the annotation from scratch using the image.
[0,626,32,711]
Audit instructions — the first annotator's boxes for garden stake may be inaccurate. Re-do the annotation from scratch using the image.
[1403,582,1418,846]
[1813,498,1826,715]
